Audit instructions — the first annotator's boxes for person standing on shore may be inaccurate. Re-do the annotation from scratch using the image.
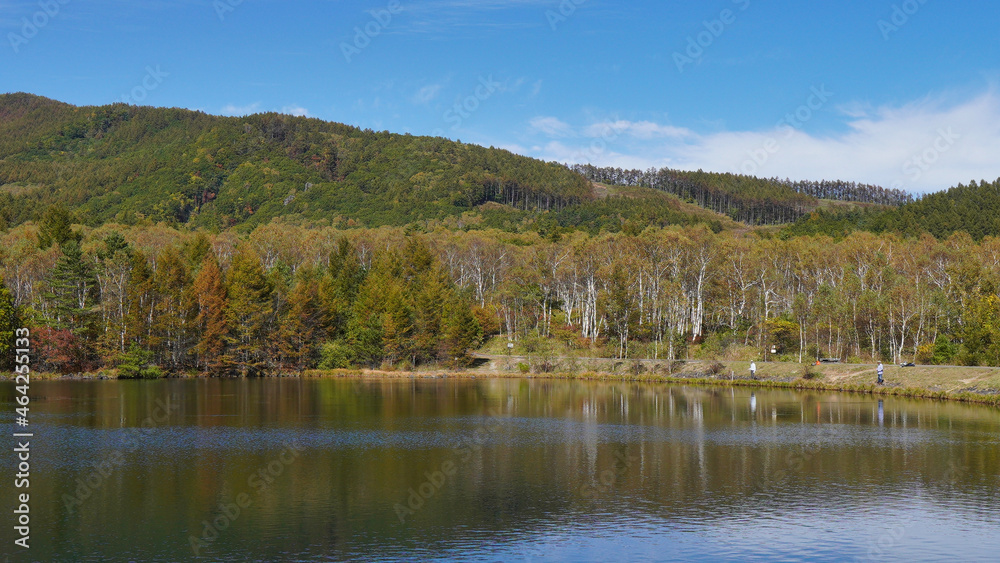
[750,361,757,379]
[877,362,884,385]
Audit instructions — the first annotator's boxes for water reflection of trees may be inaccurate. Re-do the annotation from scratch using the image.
[19,379,1000,559]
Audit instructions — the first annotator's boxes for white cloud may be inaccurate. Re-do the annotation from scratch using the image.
[582,120,693,140]
[529,116,574,137]
[220,102,261,116]
[673,92,1000,193]
[517,92,1000,193]
[412,84,442,104]
[281,105,309,117]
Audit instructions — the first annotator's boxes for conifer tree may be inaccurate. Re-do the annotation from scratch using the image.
[0,276,16,371]
[441,296,482,367]
[192,251,228,371]
[279,266,322,372]
[44,241,97,335]
[223,246,273,375]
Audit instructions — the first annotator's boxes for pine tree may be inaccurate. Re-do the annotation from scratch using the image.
[0,276,17,372]
[192,251,228,371]
[44,241,97,335]
[380,281,413,366]
[278,266,321,372]
[411,270,447,364]
[223,246,273,376]
[37,204,78,250]
[319,238,364,339]
[441,297,482,367]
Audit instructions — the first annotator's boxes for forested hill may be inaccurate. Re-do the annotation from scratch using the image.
[0,93,593,230]
[574,164,912,225]
[0,93,914,234]
[784,178,1000,240]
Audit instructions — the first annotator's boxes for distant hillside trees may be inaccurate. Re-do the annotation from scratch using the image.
[572,164,912,225]
[786,178,1000,240]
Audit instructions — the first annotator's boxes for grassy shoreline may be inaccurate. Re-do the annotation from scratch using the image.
[8,360,1000,408]
[295,367,1000,408]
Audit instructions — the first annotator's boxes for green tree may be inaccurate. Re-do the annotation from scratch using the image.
[37,204,79,249]
[223,246,273,375]
[44,241,97,335]
[0,276,16,371]
[440,297,482,367]
[279,266,322,372]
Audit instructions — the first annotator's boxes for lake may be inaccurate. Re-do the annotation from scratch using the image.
[2,377,1000,561]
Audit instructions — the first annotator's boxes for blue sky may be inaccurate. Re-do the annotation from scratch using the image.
[3,0,1000,193]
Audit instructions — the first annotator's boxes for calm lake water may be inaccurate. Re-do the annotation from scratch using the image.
[2,378,1000,562]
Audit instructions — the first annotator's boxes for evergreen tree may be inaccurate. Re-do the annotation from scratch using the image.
[0,276,16,372]
[223,246,273,375]
[192,251,228,371]
[319,238,365,339]
[44,241,97,335]
[441,296,482,367]
[37,204,78,249]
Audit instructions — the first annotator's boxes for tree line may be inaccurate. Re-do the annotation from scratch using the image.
[786,178,1000,241]
[5,216,1000,375]
[572,165,912,225]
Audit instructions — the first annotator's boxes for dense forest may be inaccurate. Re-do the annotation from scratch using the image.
[573,165,911,225]
[4,213,1000,375]
[785,178,1000,241]
[0,93,593,231]
[1,94,911,236]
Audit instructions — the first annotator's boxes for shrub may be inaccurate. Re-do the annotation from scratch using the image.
[319,341,353,369]
[516,362,530,374]
[114,343,163,379]
[801,365,821,380]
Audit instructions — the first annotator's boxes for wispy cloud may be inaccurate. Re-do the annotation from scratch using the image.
[412,84,442,104]
[220,102,261,116]
[529,116,574,137]
[583,120,693,140]
[518,91,1000,193]
[392,0,553,34]
[281,105,309,117]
